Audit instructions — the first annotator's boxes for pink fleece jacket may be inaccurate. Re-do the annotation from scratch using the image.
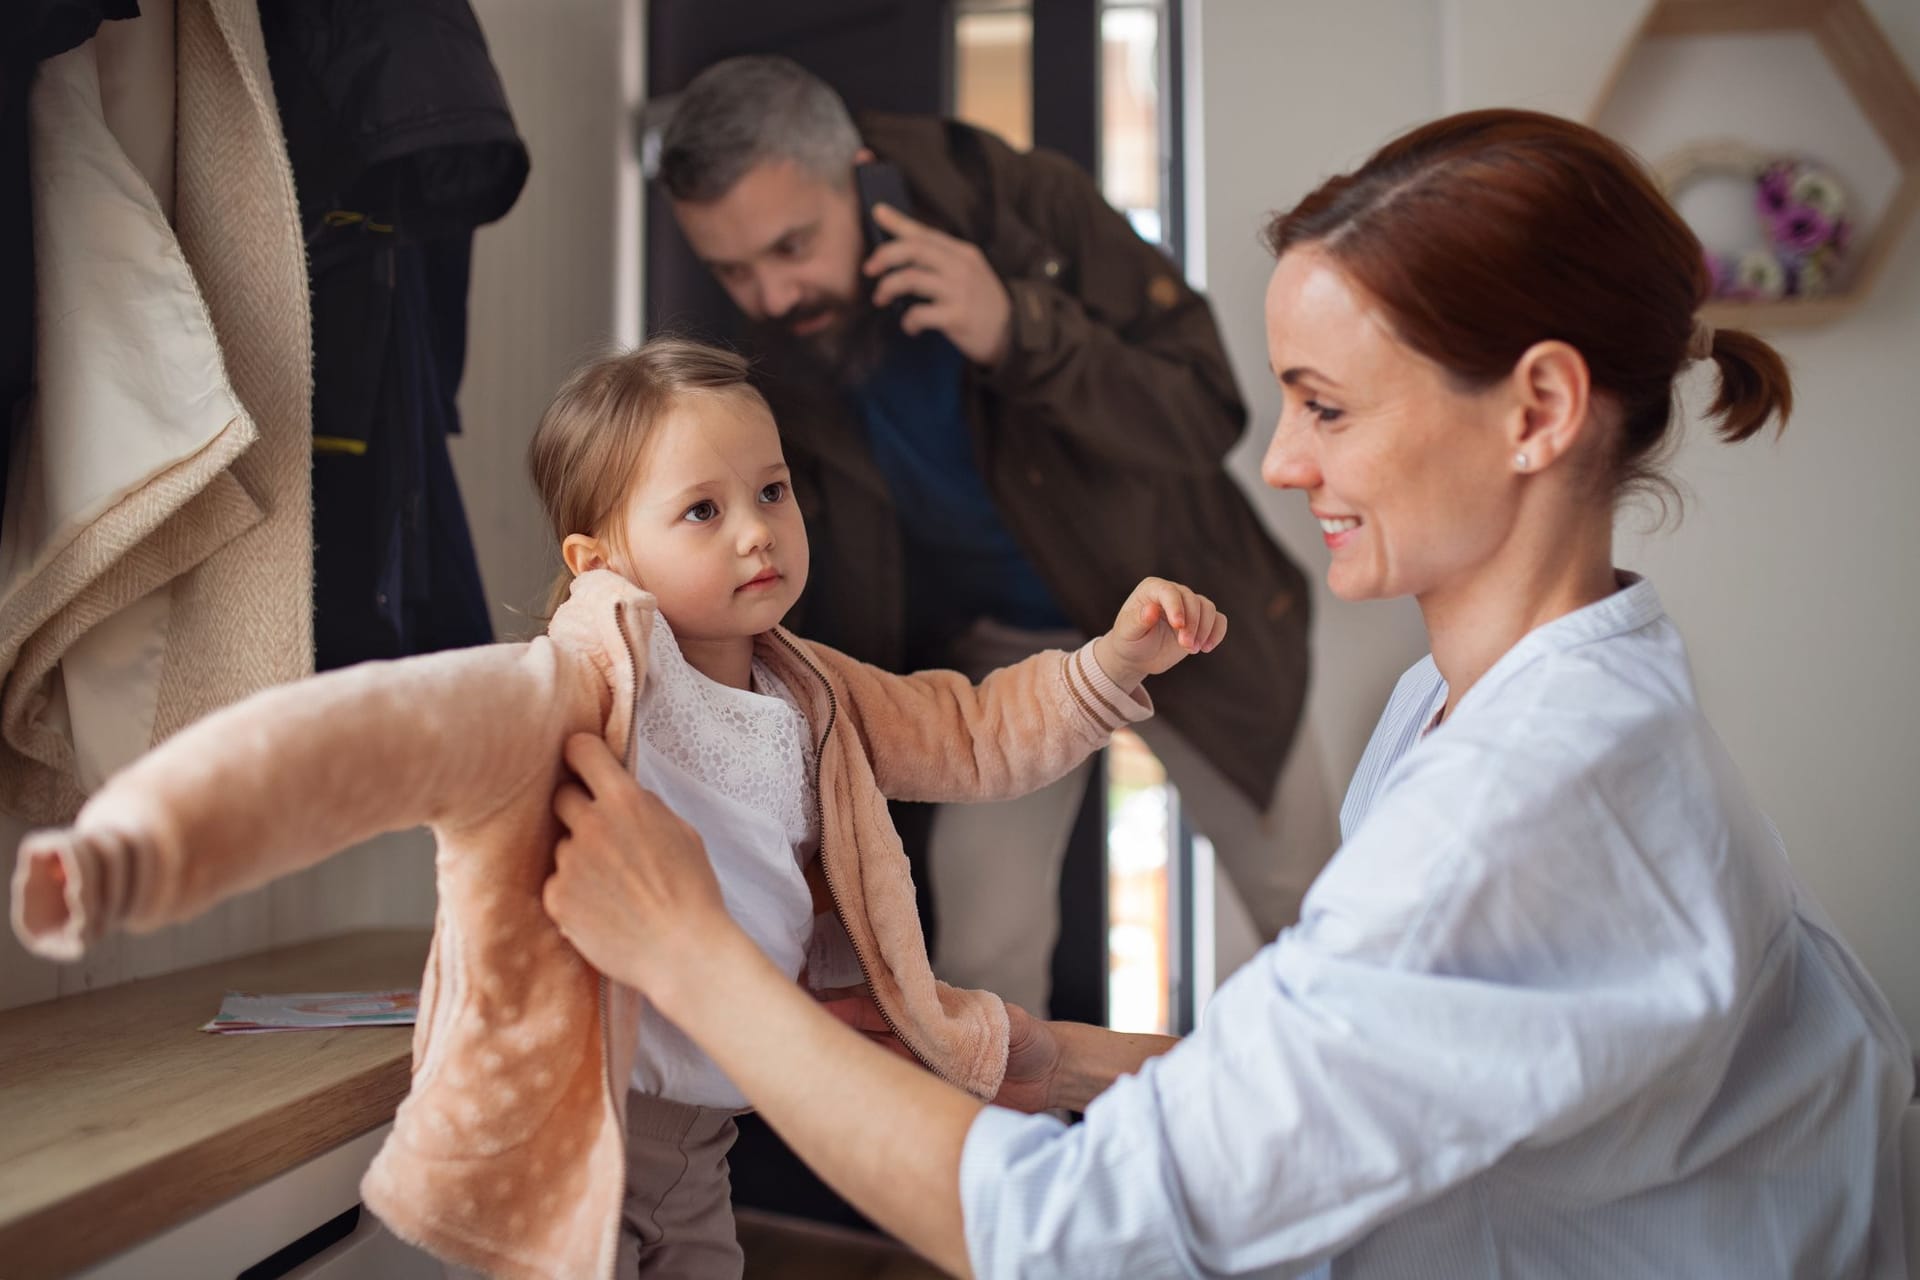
[9,570,1150,1278]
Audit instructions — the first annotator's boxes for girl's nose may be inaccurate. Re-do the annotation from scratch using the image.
[738,514,774,555]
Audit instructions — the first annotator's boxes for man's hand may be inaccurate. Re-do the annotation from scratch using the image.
[1093,576,1228,691]
[543,733,740,1011]
[864,203,1014,367]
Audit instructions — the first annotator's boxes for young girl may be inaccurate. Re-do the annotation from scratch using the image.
[11,336,1226,1280]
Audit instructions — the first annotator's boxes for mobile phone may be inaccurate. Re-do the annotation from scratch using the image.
[855,161,928,316]
[855,161,913,252]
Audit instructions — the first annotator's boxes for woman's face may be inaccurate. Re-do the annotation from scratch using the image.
[1259,248,1521,605]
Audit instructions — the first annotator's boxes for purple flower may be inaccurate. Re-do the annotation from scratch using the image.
[1756,163,1796,217]
[1770,206,1834,253]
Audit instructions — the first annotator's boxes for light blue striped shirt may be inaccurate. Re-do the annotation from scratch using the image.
[960,576,1912,1277]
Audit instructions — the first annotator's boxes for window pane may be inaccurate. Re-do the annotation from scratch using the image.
[1100,4,1164,246]
[1107,728,1171,1034]
[1102,2,1177,1033]
[954,6,1033,153]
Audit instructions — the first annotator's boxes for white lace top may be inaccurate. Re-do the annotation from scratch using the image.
[631,612,815,858]
[628,615,861,1109]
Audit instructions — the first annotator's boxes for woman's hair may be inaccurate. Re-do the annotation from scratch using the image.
[1264,109,1791,509]
[527,337,763,615]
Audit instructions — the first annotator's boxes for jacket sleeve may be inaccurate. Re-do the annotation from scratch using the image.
[9,641,597,960]
[979,139,1249,476]
[823,639,1151,805]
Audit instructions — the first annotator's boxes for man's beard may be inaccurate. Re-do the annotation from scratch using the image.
[748,289,897,389]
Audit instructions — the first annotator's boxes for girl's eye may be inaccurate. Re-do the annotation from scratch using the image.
[759,481,787,503]
[1304,398,1345,425]
[683,500,718,524]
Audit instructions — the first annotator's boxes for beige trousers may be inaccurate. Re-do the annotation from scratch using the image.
[441,1095,741,1280]
[927,619,1338,1015]
[614,1094,743,1280]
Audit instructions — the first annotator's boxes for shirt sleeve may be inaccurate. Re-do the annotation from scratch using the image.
[956,728,1742,1278]
[961,1105,1195,1280]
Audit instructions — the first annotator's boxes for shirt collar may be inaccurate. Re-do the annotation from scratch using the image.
[1451,571,1665,717]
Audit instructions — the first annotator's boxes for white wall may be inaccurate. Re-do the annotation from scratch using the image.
[1192,0,1920,1040]
[0,0,635,1012]
[1191,0,1443,982]
[453,0,639,643]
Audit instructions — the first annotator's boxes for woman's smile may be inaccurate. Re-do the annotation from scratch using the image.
[1314,511,1362,548]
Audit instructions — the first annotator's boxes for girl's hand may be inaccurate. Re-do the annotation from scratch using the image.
[543,733,739,1012]
[817,986,920,1064]
[1093,577,1227,690]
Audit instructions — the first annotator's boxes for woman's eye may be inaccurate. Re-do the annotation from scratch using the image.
[759,481,786,503]
[682,500,718,524]
[1304,399,1345,425]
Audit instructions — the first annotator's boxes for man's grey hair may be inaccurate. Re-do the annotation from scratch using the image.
[657,56,862,202]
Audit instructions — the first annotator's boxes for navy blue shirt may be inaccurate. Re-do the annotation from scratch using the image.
[850,329,1068,655]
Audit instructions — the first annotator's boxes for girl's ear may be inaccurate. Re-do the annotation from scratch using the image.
[561,534,607,578]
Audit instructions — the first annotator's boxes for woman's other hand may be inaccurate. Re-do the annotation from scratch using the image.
[993,1002,1064,1114]
[822,989,1064,1114]
[543,733,736,1006]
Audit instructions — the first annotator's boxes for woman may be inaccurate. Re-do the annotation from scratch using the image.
[542,109,1913,1277]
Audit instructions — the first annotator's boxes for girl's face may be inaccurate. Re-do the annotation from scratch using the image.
[1257,248,1522,606]
[587,390,809,643]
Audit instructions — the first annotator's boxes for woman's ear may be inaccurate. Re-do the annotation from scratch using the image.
[561,534,607,578]
[1509,340,1593,473]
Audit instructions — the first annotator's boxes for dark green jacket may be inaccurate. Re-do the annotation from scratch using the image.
[765,113,1309,810]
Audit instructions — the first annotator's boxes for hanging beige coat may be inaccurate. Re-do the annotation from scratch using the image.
[0,0,313,824]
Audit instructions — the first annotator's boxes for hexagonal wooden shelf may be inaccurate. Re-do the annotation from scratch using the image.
[1598,0,1920,328]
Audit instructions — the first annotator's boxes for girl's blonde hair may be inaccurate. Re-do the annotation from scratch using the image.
[528,337,764,616]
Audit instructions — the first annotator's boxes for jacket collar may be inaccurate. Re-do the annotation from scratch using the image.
[754,626,835,738]
[547,569,656,766]
[858,111,1061,327]
[549,573,837,761]
[857,112,982,242]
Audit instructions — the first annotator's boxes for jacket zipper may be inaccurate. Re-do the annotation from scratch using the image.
[770,630,958,1088]
[598,601,645,1278]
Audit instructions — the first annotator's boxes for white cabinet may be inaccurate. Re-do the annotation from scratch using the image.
[79,1125,442,1280]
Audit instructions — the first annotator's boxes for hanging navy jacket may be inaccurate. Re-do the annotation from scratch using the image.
[260,0,528,669]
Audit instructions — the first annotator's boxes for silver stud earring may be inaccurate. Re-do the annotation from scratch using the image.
[1513,451,1531,471]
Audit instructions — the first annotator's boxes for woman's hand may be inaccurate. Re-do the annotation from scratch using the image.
[824,990,1062,1114]
[1094,577,1228,691]
[542,733,739,1007]
[992,1002,1064,1114]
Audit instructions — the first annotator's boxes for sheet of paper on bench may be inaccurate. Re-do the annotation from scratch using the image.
[200,989,419,1034]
